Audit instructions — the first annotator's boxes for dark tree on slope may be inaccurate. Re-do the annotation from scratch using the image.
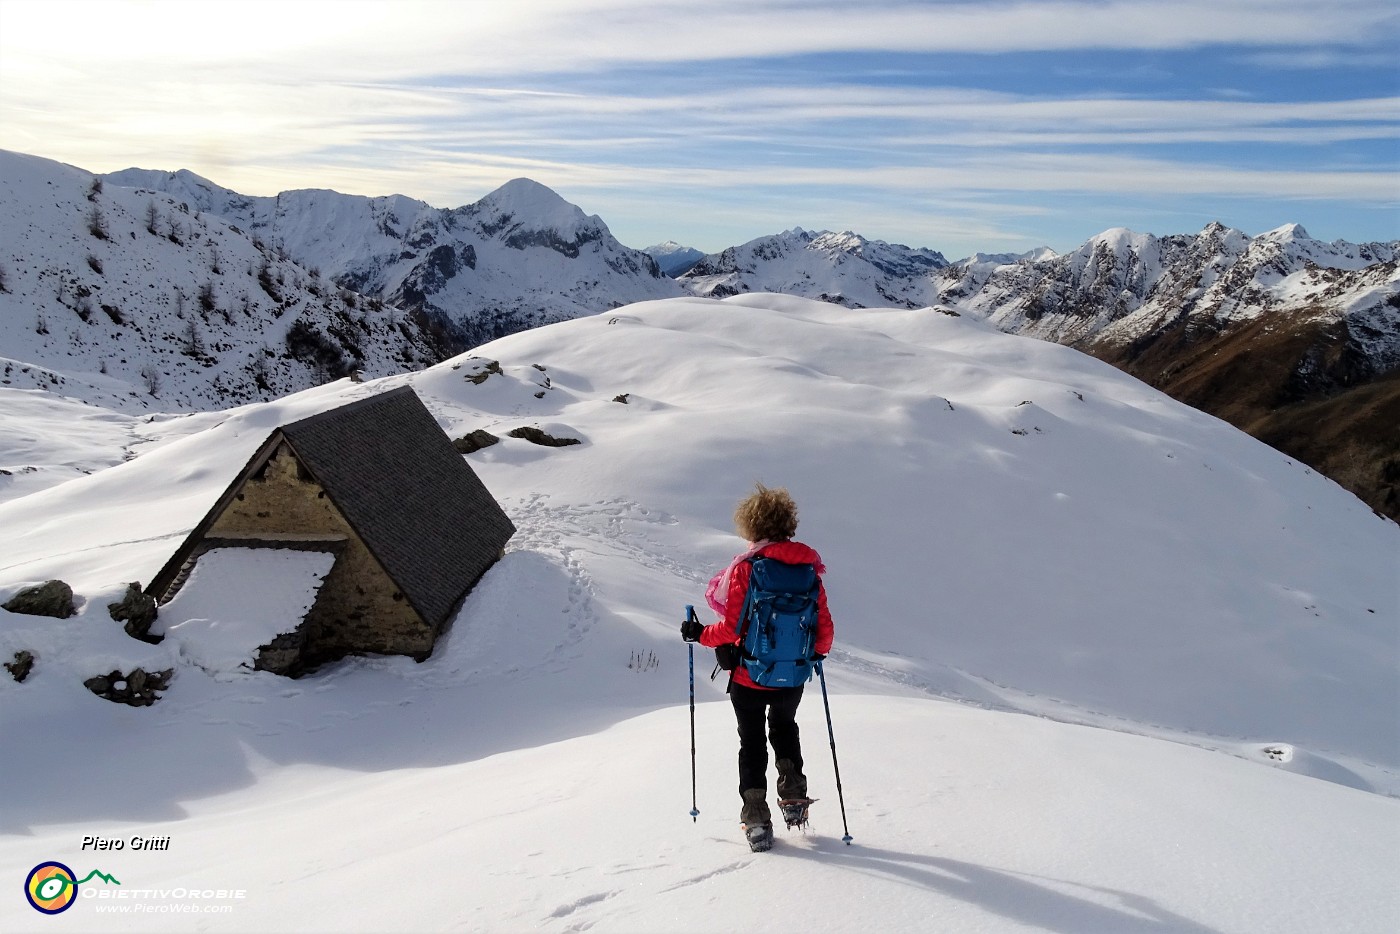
[249,351,275,392]
[258,257,281,301]
[87,206,109,240]
[285,319,351,381]
[406,306,473,360]
[140,365,162,396]
[181,319,205,356]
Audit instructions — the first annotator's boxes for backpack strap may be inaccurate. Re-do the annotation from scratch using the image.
[725,557,762,693]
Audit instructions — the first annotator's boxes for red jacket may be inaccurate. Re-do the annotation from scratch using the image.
[699,540,834,690]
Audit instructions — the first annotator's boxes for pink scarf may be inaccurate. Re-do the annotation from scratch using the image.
[704,541,770,617]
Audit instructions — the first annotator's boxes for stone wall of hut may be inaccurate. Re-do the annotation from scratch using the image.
[208,442,435,666]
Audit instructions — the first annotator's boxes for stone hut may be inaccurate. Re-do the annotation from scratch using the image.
[146,386,515,674]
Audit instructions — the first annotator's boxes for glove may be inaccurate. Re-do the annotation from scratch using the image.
[680,618,704,643]
[810,653,826,662]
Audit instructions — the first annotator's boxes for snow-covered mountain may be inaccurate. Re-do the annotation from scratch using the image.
[0,151,445,412]
[644,240,706,277]
[942,222,1400,517]
[673,221,1394,368]
[681,228,950,308]
[942,222,1399,362]
[676,220,1400,517]
[5,147,1397,514]
[678,221,1396,372]
[956,247,1059,267]
[2,295,1396,932]
[103,165,683,346]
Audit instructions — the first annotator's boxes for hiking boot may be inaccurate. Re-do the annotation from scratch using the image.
[740,789,774,851]
[744,822,774,852]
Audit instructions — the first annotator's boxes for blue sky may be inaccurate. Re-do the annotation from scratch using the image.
[1,0,1396,259]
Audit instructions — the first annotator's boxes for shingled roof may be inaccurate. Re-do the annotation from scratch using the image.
[278,386,515,629]
[149,386,515,637]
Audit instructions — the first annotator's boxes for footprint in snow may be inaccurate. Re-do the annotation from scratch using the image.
[547,890,618,919]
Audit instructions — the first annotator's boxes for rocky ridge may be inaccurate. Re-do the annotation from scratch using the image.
[0,151,444,412]
[103,168,683,348]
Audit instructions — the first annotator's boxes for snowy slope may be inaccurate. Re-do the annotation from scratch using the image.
[103,165,684,345]
[0,150,441,412]
[2,690,1395,933]
[1,295,1397,932]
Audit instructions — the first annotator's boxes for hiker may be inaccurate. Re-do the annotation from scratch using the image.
[681,483,834,851]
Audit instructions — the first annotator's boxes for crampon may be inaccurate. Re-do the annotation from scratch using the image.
[778,797,817,829]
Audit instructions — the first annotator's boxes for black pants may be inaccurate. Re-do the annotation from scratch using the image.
[731,682,806,798]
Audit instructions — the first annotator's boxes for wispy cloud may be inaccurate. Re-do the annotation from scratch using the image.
[1,0,1396,257]
[5,1,1396,78]
[1242,49,1400,70]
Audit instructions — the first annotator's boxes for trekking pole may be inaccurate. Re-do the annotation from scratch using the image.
[686,605,700,822]
[816,660,853,844]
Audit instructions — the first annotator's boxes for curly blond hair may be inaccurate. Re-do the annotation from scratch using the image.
[734,483,798,542]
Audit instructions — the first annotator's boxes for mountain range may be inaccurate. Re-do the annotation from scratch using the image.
[674,222,1399,517]
[0,151,460,411]
[1,148,1396,517]
[102,165,681,347]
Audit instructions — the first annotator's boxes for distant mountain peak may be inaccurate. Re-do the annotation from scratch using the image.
[110,165,222,189]
[679,225,948,307]
[477,177,582,221]
[643,241,705,277]
[1260,222,1313,242]
[470,177,605,245]
[1087,226,1154,251]
[485,176,570,206]
[957,247,1057,267]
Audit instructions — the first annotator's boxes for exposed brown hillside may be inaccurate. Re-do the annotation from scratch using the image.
[1247,372,1400,520]
[1091,309,1400,521]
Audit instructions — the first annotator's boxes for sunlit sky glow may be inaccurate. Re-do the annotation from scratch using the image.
[1,0,1397,258]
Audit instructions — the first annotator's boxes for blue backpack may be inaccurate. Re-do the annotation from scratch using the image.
[736,557,820,688]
